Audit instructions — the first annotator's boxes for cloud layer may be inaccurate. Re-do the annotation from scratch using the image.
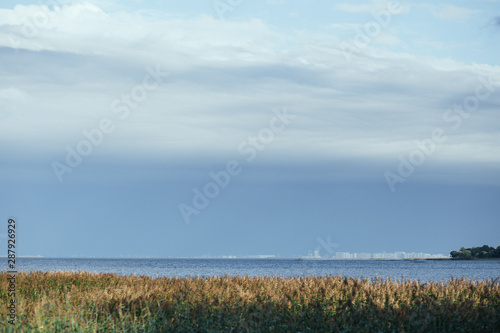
[1,2,499,171]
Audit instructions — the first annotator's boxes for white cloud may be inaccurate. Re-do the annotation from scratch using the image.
[425,4,481,22]
[0,4,280,65]
[333,1,411,14]
[334,3,374,13]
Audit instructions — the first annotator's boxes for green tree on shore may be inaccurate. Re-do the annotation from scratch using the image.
[450,245,500,259]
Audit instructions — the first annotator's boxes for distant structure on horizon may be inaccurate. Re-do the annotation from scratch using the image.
[304,251,448,259]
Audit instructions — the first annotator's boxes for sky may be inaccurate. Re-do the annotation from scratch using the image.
[0,0,499,258]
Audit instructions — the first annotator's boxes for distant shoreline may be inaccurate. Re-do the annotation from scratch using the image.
[4,257,500,261]
[299,258,500,261]
[298,258,450,261]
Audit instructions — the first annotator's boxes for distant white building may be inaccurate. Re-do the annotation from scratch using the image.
[306,250,448,260]
[395,252,406,259]
[335,252,351,259]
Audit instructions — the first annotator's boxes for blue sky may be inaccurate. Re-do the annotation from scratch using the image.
[1,0,499,258]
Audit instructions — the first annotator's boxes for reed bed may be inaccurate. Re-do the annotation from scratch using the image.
[0,271,499,332]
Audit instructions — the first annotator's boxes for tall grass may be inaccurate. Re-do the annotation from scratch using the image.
[0,271,499,332]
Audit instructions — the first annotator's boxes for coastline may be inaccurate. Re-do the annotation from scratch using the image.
[298,258,451,261]
[299,258,500,261]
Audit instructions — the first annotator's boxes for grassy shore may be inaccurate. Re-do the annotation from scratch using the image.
[1,272,499,332]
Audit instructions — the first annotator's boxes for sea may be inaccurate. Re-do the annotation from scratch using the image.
[11,258,500,283]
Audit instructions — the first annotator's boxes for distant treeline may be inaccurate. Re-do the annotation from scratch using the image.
[450,245,500,259]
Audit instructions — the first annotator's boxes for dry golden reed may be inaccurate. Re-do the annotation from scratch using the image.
[0,271,499,332]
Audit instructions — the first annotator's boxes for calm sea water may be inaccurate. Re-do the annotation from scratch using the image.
[12,258,500,282]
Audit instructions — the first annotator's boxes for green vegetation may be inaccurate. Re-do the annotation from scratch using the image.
[1,272,499,332]
[450,245,500,259]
